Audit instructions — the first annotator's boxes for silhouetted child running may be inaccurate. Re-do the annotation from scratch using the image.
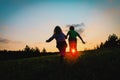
[46,26,67,62]
[66,26,85,53]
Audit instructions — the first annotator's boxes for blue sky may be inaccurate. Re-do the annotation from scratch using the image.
[0,0,120,51]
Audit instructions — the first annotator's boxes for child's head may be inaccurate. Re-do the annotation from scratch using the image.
[54,26,62,34]
[70,26,74,30]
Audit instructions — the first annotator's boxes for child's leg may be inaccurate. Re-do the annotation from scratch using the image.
[58,47,66,62]
[59,48,66,57]
[74,41,77,51]
[69,41,75,52]
[57,41,67,62]
[69,41,72,52]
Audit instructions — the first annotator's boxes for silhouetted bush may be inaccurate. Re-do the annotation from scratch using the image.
[0,45,41,60]
[98,34,120,49]
[0,45,59,60]
[41,48,47,53]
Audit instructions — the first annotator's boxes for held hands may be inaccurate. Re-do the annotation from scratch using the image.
[65,35,67,39]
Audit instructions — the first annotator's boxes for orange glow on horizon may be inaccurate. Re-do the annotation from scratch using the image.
[65,51,82,64]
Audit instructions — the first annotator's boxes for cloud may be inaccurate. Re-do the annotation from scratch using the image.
[0,37,10,43]
[0,37,22,44]
[76,28,84,34]
[65,22,85,34]
[66,22,85,28]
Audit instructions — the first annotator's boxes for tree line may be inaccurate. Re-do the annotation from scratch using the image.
[0,34,119,60]
[96,34,120,49]
[0,45,58,60]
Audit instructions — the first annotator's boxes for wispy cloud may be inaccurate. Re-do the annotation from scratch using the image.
[0,37,10,43]
[0,37,22,44]
[64,22,85,34]
[66,22,85,27]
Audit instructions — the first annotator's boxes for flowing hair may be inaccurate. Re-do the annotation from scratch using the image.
[54,26,62,34]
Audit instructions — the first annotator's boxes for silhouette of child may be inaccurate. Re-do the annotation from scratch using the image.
[66,26,85,53]
[46,26,67,61]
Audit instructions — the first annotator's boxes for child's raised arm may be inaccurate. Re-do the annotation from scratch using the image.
[46,35,54,42]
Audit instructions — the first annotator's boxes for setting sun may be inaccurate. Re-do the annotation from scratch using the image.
[71,49,76,53]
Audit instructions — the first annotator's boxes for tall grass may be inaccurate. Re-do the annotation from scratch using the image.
[0,48,120,80]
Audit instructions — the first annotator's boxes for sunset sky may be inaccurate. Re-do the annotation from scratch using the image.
[0,0,120,52]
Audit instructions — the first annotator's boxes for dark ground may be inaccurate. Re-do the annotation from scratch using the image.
[0,48,120,80]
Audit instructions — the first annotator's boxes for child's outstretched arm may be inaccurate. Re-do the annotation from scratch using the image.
[46,35,54,42]
[78,34,85,44]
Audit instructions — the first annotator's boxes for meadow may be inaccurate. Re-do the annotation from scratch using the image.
[0,48,120,80]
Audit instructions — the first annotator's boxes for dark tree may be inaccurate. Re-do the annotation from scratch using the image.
[24,45,31,53]
[35,47,40,53]
[34,47,40,56]
[99,34,120,48]
[42,48,47,53]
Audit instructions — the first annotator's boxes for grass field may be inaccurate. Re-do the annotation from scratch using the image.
[0,48,120,80]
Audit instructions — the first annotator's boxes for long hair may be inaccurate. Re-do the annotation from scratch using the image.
[54,26,62,34]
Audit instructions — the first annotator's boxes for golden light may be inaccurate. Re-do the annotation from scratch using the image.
[71,49,76,53]
[65,51,82,64]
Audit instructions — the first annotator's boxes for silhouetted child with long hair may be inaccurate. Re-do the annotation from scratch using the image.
[66,26,85,53]
[46,26,67,62]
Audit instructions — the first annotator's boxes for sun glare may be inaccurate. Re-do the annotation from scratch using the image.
[72,49,76,53]
[65,51,82,64]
